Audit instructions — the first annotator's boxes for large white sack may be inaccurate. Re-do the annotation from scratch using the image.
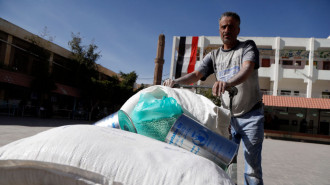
[0,160,113,185]
[0,125,234,185]
[121,85,231,138]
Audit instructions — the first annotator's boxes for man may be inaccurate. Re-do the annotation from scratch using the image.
[163,12,264,185]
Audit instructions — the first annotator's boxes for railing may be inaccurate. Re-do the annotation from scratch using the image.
[321,95,330,99]
[261,91,273,95]
[279,92,307,98]
[267,91,306,97]
[0,100,20,116]
[261,90,330,99]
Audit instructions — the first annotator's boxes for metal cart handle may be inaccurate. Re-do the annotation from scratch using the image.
[172,84,237,97]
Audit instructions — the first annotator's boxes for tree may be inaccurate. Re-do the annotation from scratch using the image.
[68,33,103,120]
[198,88,221,107]
[116,71,138,107]
[119,71,137,89]
[68,33,141,120]
[39,26,56,42]
[68,32,100,71]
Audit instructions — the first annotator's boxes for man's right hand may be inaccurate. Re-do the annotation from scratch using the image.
[163,71,203,88]
[163,79,176,87]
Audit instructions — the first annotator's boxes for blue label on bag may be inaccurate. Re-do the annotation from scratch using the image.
[166,114,238,165]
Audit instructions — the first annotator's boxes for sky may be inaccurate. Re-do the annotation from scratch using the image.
[1,0,329,84]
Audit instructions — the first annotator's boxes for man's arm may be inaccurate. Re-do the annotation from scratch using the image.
[163,70,204,87]
[212,60,255,96]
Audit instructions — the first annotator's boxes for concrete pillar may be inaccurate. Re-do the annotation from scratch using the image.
[197,36,205,85]
[307,38,315,98]
[306,37,315,98]
[169,36,178,80]
[153,34,165,85]
[273,37,281,96]
[4,35,13,66]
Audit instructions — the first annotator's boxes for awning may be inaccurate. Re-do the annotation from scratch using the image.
[0,69,32,87]
[52,83,81,97]
[0,69,80,97]
[263,95,330,110]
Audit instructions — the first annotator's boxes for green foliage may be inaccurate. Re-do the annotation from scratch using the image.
[197,88,221,106]
[119,71,138,88]
[68,33,101,89]
[68,32,100,71]
[68,33,139,120]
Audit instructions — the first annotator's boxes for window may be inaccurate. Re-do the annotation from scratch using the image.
[0,40,6,64]
[322,92,330,99]
[282,60,293,65]
[280,90,291,96]
[323,61,330,70]
[196,47,200,61]
[0,31,8,64]
[294,91,299,96]
[12,37,30,51]
[261,89,271,95]
[261,58,271,67]
[52,63,74,85]
[295,61,302,66]
[12,48,29,73]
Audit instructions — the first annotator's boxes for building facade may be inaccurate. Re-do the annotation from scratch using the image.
[170,36,330,142]
[0,18,118,119]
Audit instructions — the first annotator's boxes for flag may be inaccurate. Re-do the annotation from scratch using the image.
[175,36,199,78]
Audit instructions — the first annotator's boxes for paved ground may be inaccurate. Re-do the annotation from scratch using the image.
[0,116,330,185]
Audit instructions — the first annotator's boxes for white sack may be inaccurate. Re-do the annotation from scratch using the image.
[121,85,231,138]
[0,160,112,185]
[0,125,234,185]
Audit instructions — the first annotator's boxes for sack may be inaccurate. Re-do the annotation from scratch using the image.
[131,92,183,141]
[0,125,234,185]
[121,86,231,138]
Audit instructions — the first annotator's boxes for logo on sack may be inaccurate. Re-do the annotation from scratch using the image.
[169,122,182,144]
[192,130,209,147]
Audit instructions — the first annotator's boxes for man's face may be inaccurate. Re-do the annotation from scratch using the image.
[219,16,240,47]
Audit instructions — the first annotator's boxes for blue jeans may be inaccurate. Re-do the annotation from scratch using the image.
[231,106,264,185]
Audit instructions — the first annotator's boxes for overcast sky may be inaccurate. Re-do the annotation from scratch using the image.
[1,0,329,84]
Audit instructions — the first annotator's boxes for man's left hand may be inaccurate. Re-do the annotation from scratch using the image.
[212,81,231,97]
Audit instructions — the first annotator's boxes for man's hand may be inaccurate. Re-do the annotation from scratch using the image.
[163,71,203,88]
[163,79,176,87]
[212,61,255,96]
[212,81,231,97]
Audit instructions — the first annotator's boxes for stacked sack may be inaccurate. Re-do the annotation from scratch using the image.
[121,85,231,138]
[0,85,235,184]
[130,91,183,142]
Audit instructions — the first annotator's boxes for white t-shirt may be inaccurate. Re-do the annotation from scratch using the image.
[197,40,262,117]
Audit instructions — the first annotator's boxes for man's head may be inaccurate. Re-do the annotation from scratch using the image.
[219,12,240,49]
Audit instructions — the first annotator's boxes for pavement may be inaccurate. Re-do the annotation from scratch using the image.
[0,116,330,185]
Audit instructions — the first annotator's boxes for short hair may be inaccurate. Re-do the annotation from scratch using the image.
[219,12,241,27]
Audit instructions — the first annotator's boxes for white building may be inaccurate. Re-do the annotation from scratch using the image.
[169,36,330,143]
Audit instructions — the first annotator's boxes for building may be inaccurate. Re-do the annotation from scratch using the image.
[170,36,330,143]
[0,18,119,119]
